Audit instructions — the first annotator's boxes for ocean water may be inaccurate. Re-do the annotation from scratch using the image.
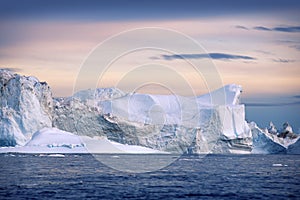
[0,154,299,199]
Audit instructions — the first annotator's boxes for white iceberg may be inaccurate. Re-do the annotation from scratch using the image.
[1,69,298,154]
[251,122,300,154]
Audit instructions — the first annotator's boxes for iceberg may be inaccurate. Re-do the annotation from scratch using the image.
[53,83,252,154]
[250,122,300,154]
[0,69,298,154]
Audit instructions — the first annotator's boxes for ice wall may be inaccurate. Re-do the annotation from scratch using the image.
[54,84,252,154]
[0,70,52,146]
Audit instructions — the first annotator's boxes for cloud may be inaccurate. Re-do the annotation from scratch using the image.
[253,25,300,33]
[239,25,300,33]
[235,25,249,30]
[277,40,299,44]
[148,56,160,60]
[276,40,300,51]
[161,53,256,61]
[254,50,274,55]
[290,44,300,51]
[245,101,300,107]
[293,95,300,99]
[253,26,272,31]
[272,58,295,63]
[0,67,21,72]
[273,26,300,32]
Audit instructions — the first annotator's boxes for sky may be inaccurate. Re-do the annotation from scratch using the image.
[0,0,299,130]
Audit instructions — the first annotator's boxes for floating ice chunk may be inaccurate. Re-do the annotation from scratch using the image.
[48,154,65,157]
[272,163,283,167]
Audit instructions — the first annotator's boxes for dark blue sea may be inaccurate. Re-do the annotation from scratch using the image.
[0,154,299,199]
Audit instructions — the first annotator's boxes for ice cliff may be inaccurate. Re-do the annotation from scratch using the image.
[0,69,52,146]
[53,81,252,154]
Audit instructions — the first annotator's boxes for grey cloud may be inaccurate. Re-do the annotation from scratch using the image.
[235,25,249,30]
[290,44,300,51]
[254,25,300,33]
[238,25,300,33]
[277,40,298,44]
[148,56,160,60]
[272,58,295,63]
[254,50,274,55]
[253,26,272,31]
[161,53,256,61]
[275,40,300,51]
[273,26,300,33]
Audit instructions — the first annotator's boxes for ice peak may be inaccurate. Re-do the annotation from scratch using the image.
[0,69,16,85]
[280,122,293,135]
[224,84,242,104]
[71,87,125,102]
[268,121,277,135]
[197,84,242,106]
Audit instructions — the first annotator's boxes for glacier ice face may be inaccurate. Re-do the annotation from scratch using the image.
[53,84,252,154]
[251,122,286,154]
[0,108,25,146]
[0,69,52,146]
